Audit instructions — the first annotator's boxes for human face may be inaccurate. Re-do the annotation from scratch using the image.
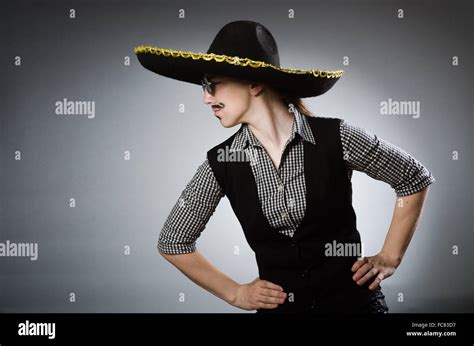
[202,74,252,128]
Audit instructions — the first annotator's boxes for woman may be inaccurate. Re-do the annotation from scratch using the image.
[135,21,435,314]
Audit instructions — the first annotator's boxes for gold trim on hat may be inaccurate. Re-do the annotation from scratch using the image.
[134,45,344,78]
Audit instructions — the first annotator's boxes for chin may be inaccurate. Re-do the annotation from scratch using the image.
[221,120,239,128]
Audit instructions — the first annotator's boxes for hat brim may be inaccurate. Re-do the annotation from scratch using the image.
[134,45,343,98]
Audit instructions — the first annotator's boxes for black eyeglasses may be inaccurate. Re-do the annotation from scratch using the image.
[201,75,223,96]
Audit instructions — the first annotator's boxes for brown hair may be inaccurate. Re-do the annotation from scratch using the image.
[236,77,316,117]
[279,95,314,117]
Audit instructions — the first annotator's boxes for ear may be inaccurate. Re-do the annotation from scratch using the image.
[249,82,264,96]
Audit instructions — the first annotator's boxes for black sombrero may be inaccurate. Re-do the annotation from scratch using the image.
[134,20,343,98]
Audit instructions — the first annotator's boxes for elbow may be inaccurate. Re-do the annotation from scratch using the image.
[158,248,178,264]
[419,181,434,197]
[159,251,173,262]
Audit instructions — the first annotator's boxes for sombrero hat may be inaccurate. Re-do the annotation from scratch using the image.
[134,20,343,98]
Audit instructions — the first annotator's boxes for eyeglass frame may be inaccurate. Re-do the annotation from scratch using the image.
[201,75,223,96]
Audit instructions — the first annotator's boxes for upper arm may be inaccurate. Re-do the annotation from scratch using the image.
[340,119,435,197]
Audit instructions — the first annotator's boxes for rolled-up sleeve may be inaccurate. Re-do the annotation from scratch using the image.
[158,158,225,254]
[340,120,435,197]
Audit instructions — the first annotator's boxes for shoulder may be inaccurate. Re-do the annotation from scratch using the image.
[304,115,344,138]
[306,114,343,122]
[305,114,343,127]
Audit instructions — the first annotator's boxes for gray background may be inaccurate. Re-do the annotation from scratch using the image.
[0,0,472,313]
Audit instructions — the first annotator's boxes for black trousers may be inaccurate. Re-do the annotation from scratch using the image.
[255,283,389,314]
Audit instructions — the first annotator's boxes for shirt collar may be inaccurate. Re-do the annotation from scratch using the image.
[230,108,316,151]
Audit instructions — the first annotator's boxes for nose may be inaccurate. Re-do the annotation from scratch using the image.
[203,88,215,105]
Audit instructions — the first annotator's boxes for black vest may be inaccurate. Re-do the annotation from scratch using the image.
[207,116,379,312]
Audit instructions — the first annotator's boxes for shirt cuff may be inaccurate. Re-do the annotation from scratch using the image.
[157,240,196,255]
[395,174,436,197]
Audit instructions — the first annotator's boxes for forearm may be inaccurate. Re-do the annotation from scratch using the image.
[380,185,431,264]
[160,250,240,306]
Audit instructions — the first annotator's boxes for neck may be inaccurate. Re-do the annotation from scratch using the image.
[244,98,294,151]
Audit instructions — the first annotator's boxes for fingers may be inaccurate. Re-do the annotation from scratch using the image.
[261,287,286,298]
[352,262,373,282]
[257,280,286,308]
[355,266,379,286]
[260,280,284,292]
[351,255,396,290]
[258,294,286,305]
[258,287,287,304]
[351,257,367,272]
[369,273,385,290]
[258,302,279,309]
